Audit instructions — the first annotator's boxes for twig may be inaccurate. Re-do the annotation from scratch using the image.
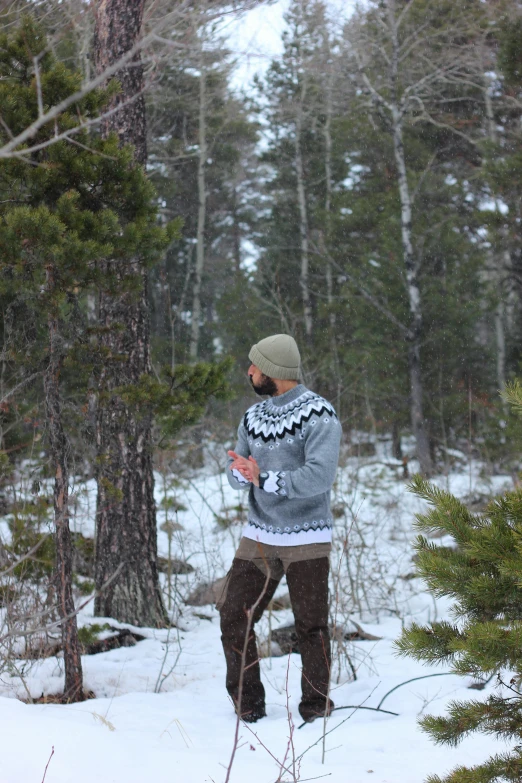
[223,566,271,783]
[41,746,54,783]
[297,684,380,760]
[0,533,51,577]
[0,371,42,406]
[154,624,182,694]
[241,721,303,782]
[0,562,124,645]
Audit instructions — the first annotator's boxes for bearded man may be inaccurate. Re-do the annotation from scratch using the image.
[219,334,341,723]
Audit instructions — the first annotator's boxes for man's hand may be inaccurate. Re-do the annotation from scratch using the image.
[228,451,260,487]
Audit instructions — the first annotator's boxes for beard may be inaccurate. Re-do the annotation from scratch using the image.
[250,373,278,396]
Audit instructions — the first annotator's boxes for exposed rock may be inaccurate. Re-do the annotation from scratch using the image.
[157,557,194,575]
[185,576,227,606]
[82,628,145,655]
[343,619,382,642]
[264,620,382,657]
[21,626,146,660]
[269,625,300,655]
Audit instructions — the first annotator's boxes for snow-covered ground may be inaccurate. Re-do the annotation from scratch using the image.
[0,442,514,783]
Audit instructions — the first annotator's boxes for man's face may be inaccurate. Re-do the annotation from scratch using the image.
[248,364,278,396]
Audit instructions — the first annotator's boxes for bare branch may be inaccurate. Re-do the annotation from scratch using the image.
[0,534,51,578]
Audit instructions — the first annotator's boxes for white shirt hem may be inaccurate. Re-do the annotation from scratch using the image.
[242,524,332,546]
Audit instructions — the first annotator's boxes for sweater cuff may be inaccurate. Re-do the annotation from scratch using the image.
[231,468,250,485]
[262,470,287,496]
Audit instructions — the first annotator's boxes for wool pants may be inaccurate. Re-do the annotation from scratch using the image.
[218,556,332,722]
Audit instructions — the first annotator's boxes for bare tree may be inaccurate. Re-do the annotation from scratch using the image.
[0,1,264,162]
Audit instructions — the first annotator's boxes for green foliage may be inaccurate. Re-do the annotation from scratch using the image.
[147,32,259,367]
[214,503,246,530]
[7,495,54,579]
[396,466,522,781]
[0,451,11,480]
[502,381,522,415]
[498,17,522,85]
[77,623,111,646]
[73,576,95,596]
[0,19,173,290]
[0,16,233,476]
[251,0,492,444]
[113,358,233,441]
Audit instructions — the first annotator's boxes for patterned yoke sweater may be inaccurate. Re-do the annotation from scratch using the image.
[227,384,342,546]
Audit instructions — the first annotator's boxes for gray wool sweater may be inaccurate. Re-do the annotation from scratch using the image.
[226,384,341,545]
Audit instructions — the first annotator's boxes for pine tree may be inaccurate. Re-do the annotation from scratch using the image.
[396,383,522,781]
[0,17,174,697]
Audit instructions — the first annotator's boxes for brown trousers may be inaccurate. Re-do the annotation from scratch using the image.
[218,556,332,722]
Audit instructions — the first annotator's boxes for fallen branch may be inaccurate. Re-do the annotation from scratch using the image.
[298,703,398,730]
[296,684,380,760]
[377,671,456,710]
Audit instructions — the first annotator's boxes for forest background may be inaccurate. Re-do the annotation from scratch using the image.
[3,0,522,477]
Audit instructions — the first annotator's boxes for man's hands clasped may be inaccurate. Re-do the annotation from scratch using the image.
[228,451,260,487]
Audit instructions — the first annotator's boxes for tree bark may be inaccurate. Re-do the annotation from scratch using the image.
[388,0,432,475]
[322,54,341,410]
[189,50,207,361]
[485,73,508,400]
[392,109,432,475]
[93,0,167,626]
[93,0,147,164]
[44,266,84,703]
[295,69,312,340]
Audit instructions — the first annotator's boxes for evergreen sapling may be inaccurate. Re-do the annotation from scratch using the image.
[397,386,522,781]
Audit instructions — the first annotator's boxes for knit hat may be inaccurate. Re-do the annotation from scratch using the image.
[248,334,301,380]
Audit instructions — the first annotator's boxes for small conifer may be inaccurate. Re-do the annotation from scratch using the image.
[396,384,522,781]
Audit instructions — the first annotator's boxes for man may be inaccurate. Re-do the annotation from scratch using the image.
[220,333,341,723]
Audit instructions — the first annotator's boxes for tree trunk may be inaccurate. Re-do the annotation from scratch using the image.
[93,0,147,164]
[485,73,508,400]
[388,1,432,475]
[44,266,84,703]
[295,77,312,340]
[391,106,432,475]
[93,0,167,626]
[495,291,507,395]
[94,266,167,626]
[322,58,341,410]
[232,184,242,275]
[189,52,207,361]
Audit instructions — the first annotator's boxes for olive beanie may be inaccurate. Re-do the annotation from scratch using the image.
[248,334,301,380]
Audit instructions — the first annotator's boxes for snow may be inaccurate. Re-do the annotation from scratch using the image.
[0,443,514,783]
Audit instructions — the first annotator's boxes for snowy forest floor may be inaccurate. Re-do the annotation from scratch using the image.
[0,440,515,783]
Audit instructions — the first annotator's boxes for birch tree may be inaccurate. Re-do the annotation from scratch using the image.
[346,0,477,474]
